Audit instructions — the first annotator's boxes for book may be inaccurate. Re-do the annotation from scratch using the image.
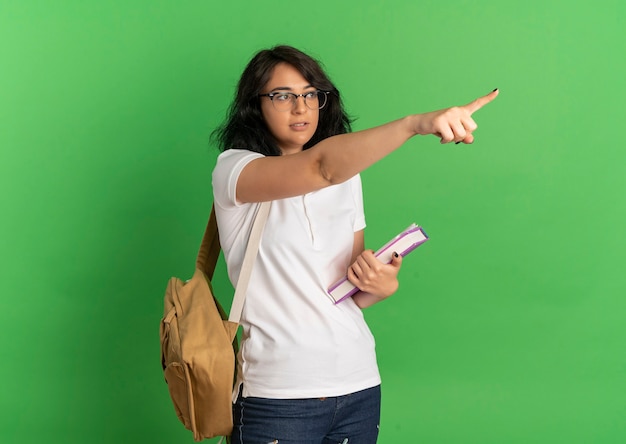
[327,224,429,304]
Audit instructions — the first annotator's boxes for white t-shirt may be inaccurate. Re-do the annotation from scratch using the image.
[212,149,381,399]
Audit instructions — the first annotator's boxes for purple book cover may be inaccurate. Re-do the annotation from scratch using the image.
[328,224,429,304]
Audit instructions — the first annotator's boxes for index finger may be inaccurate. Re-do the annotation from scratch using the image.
[464,88,499,114]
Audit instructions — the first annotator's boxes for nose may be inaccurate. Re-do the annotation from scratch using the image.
[292,95,307,114]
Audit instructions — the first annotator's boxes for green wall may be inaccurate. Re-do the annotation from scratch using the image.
[1,1,624,443]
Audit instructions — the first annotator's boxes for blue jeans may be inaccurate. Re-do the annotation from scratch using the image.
[230,385,381,444]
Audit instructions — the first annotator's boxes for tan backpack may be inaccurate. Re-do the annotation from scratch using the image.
[160,202,270,441]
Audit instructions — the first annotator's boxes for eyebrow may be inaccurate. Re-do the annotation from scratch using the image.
[269,84,315,92]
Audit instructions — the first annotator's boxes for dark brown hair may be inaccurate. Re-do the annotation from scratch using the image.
[211,45,352,156]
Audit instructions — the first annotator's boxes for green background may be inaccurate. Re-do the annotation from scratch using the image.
[1,0,624,443]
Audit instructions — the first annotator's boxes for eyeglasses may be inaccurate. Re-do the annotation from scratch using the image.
[259,90,329,112]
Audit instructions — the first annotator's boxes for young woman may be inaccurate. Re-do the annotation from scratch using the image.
[211,45,498,443]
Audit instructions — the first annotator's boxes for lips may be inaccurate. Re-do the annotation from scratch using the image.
[290,122,309,131]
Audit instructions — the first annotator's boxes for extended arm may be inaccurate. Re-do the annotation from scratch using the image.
[236,89,499,203]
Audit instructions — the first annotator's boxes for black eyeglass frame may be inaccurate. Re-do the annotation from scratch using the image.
[258,90,330,111]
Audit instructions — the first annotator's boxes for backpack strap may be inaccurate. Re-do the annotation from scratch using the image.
[195,201,271,323]
[196,204,222,280]
[229,201,271,323]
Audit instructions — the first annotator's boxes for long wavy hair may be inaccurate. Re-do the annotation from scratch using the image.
[211,45,352,156]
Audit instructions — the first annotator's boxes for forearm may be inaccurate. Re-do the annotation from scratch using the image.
[312,88,499,184]
[314,115,418,185]
[352,291,387,309]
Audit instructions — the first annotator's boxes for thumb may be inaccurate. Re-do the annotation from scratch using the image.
[390,252,403,268]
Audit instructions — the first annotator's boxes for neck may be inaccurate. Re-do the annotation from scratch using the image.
[280,146,304,156]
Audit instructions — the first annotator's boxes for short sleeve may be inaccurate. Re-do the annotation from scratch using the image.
[212,149,264,208]
[350,174,366,232]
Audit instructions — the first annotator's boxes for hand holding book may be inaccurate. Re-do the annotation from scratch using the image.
[328,224,429,304]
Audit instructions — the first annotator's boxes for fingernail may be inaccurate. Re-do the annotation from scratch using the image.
[393,252,399,258]
[455,141,461,145]
[492,88,498,92]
